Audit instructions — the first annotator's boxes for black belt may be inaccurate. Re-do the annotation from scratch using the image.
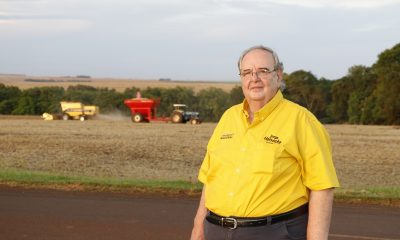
[206,204,308,229]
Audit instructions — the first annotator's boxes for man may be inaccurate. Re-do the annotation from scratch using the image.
[190,45,339,240]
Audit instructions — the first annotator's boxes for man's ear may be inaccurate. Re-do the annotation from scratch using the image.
[277,69,284,81]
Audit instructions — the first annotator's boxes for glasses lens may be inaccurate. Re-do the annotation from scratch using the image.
[240,70,252,78]
[257,69,268,78]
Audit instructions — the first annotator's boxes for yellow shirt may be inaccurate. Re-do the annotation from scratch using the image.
[198,91,340,217]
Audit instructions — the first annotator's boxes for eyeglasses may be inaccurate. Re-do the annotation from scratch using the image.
[239,68,276,80]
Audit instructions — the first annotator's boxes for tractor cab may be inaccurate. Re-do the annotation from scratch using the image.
[173,104,188,111]
[170,104,201,124]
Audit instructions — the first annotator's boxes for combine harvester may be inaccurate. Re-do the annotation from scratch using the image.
[124,93,201,124]
[42,102,99,121]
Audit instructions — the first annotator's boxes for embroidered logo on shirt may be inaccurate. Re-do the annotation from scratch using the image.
[220,133,234,139]
[264,134,281,144]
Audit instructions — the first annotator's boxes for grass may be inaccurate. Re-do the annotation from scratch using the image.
[0,168,203,195]
[1,168,399,207]
[335,186,400,205]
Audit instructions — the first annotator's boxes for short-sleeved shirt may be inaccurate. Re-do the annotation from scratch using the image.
[198,91,340,217]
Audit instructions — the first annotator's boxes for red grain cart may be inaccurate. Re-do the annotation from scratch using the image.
[124,98,169,123]
[124,96,201,124]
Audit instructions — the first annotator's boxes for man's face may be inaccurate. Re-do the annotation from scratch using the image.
[240,49,282,106]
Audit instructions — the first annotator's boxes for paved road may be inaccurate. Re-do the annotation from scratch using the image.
[0,186,399,240]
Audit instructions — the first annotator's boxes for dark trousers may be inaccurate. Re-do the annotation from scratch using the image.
[204,213,308,240]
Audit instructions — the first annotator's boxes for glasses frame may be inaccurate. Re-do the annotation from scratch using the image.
[239,67,276,79]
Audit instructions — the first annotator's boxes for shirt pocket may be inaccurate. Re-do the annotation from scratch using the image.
[249,144,283,174]
[206,139,238,179]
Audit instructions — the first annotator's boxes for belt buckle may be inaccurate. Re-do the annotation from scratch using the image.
[221,217,238,230]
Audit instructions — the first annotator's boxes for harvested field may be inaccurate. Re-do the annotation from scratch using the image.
[326,124,400,188]
[0,75,239,93]
[0,117,399,188]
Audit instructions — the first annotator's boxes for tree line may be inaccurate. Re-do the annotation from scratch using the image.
[0,84,243,122]
[285,42,400,125]
[1,43,399,124]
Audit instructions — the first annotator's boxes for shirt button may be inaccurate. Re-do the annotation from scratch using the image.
[241,147,246,152]
[228,192,234,197]
[235,168,240,173]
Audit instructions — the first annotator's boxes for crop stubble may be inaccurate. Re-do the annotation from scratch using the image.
[0,118,213,181]
[0,118,399,188]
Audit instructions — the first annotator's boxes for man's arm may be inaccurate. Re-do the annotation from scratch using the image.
[190,186,207,240]
[307,188,334,240]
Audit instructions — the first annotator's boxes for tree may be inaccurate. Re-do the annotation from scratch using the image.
[12,96,36,115]
[123,87,141,99]
[229,85,244,106]
[93,88,125,113]
[327,65,378,124]
[345,66,377,124]
[328,78,349,123]
[0,84,21,101]
[361,95,377,124]
[316,78,333,122]
[142,87,197,117]
[371,43,400,124]
[0,99,18,114]
[37,87,65,114]
[285,70,326,119]
[0,84,21,114]
[196,87,230,122]
[64,85,97,104]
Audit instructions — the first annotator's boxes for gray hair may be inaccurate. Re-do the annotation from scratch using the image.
[237,45,284,72]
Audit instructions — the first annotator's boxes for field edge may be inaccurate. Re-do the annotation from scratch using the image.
[0,168,202,196]
[0,168,399,207]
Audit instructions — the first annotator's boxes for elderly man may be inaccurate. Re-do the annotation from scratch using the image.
[190,45,339,240]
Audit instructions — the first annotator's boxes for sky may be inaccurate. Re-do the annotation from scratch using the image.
[1,0,400,81]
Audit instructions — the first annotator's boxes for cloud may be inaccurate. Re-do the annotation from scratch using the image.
[332,0,400,9]
[353,23,388,32]
[0,0,96,36]
[0,19,92,36]
[222,0,400,9]
[1,0,399,80]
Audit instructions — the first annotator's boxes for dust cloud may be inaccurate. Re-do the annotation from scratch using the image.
[96,111,130,121]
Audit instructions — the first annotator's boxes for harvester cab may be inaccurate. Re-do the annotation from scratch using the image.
[60,101,99,121]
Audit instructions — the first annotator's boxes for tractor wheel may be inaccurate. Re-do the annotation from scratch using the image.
[62,114,69,121]
[79,116,86,121]
[190,118,199,125]
[171,112,183,123]
[132,113,143,123]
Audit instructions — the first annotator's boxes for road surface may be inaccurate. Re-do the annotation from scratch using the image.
[0,185,399,240]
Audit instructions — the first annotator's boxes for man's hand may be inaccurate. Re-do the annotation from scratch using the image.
[190,221,205,240]
[190,187,207,240]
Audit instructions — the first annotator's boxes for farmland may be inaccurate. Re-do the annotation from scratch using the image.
[0,117,399,191]
[0,75,240,93]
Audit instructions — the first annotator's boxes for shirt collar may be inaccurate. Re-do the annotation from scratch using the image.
[241,90,284,120]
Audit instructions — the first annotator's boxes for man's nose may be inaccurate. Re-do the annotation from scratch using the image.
[251,70,260,81]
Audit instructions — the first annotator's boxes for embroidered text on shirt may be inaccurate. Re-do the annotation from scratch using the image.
[220,133,234,139]
[264,134,281,144]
